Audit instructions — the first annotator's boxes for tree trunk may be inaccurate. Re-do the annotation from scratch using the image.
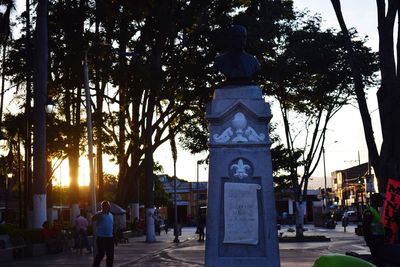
[24,0,33,229]
[32,0,48,229]
[46,160,53,224]
[69,149,80,223]
[330,0,381,187]
[295,202,305,238]
[145,94,156,242]
[375,1,400,190]
[0,44,5,124]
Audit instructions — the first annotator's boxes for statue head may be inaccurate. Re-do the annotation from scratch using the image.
[229,25,247,51]
[214,25,260,85]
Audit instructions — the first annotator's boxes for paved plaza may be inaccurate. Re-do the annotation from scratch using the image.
[3,224,370,267]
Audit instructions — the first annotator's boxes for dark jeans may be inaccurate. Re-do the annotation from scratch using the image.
[75,229,91,252]
[93,237,114,267]
[365,234,384,267]
[198,226,205,241]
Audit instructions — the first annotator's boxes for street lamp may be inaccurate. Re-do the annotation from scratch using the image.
[322,141,338,209]
[0,134,7,223]
[83,50,97,216]
[196,160,201,219]
[45,99,55,114]
[45,99,55,224]
[173,151,179,243]
[5,173,12,223]
[83,45,135,215]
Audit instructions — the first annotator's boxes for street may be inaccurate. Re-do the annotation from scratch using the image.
[3,224,370,267]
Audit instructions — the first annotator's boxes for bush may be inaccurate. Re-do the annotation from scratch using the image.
[0,223,17,235]
[14,229,44,244]
[0,224,44,244]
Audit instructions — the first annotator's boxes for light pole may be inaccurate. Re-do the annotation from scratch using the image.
[83,46,134,214]
[45,99,54,225]
[196,160,201,219]
[5,173,12,223]
[322,146,327,209]
[83,51,97,215]
[0,134,7,223]
[322,141,338,209]
[173,152,179,243]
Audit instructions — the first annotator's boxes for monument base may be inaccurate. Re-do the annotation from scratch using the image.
[204,85,280,267]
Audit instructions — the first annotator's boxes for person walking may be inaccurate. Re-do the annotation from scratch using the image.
[92,201,114,267]
[342,210,349,232]
[197,213,205,241]
[74,214,92,253]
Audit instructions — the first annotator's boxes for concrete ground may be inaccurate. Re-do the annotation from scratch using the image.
[3,223,371,267]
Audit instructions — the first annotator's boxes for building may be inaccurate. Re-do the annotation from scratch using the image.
[331,162,377,212]
[158,175,208,226]
[275,189,321,225]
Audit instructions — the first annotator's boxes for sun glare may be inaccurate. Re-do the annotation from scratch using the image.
[53,157,91,187]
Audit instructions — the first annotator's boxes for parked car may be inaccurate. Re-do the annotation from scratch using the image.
[345,211,360,222]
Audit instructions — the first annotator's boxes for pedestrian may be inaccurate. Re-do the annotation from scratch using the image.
[42,221,63,253]
[342,210,349,232]
[197,213,205,241]
[92,201,114,267]
[362,193,385,267]
[164,219,169,234]
[74,214,92,254]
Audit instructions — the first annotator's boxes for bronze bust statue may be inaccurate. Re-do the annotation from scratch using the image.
[214,25,260,85]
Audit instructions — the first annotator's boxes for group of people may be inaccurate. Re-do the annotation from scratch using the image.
[40,201,115,267]
[41,220,64,253]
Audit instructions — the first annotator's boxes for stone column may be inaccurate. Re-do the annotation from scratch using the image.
[204,85,280,267]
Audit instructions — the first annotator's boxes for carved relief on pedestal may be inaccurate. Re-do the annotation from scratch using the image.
[229,158,253,179]
[213,112,265,143]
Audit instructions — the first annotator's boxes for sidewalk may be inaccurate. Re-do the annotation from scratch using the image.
[3,224,371,266]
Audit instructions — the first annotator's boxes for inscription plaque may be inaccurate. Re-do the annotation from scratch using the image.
[223,182,261,245]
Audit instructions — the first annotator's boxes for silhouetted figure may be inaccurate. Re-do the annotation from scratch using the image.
[214,25,260,85]
[42,221,63,253]
[362,193,384,267]
[93,201,114,267]
[197,214,206,241]
[74,214,92,253]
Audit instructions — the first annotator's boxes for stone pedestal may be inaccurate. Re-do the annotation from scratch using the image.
[205,85,280,267]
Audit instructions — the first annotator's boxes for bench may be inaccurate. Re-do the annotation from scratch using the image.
[0,234,27,261]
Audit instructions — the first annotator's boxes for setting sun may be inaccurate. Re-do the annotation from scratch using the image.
[52,157,92,187]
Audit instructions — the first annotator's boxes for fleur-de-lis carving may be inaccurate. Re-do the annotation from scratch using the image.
[230,159,251,179]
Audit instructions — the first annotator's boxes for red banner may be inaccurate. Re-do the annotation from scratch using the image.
[382,178,400,244]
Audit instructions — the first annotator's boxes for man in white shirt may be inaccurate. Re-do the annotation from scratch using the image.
[74,214,92,253]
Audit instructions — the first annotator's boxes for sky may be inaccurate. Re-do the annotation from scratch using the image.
[7,1,383,188]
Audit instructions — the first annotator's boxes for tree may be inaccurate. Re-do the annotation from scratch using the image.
[330,0,400,194]
[0,0,16,125]
[262,12,378,236]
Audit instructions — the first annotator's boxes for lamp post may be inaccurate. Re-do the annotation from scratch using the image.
[83,51,97,215]
[173,152,179,243]
[0,134,7,223]
[45,99,54,224]
[5,173,12,223]
[322,146,327,209]
[322,141,338,209]
[17,132,22,228]
[83,46,134,215]
[196,160,201,219]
